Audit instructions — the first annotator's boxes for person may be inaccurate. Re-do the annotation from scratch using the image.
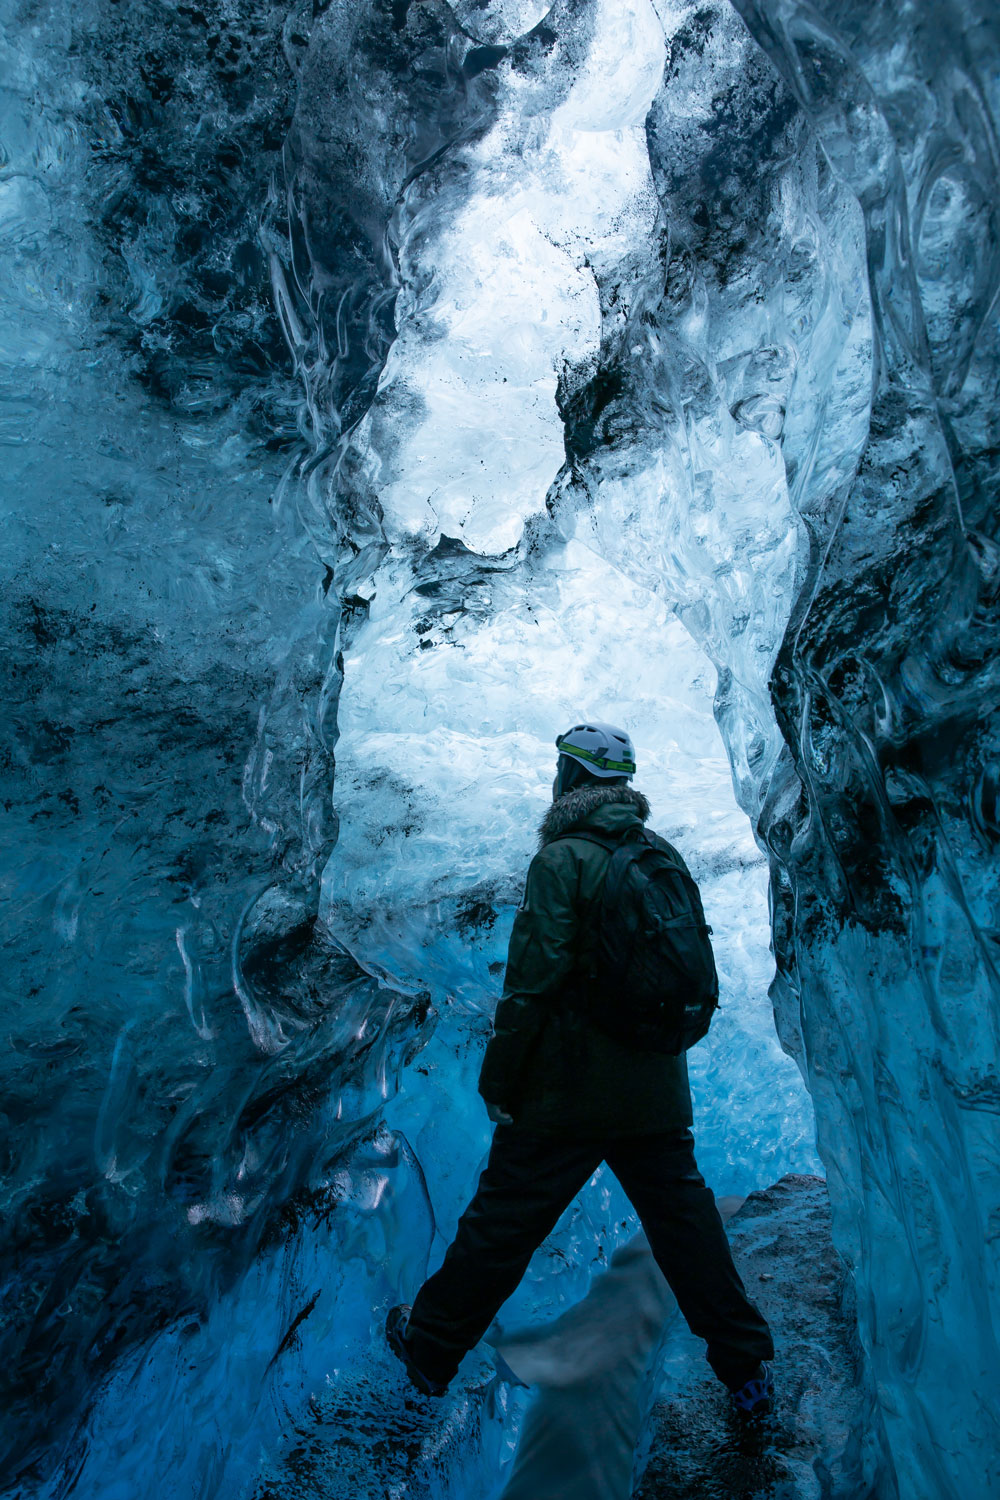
[386,721,775,1418]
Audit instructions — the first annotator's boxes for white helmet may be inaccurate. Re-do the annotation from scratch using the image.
[555,721,636,779]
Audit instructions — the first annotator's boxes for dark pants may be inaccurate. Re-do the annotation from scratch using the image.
[406,1126,773,1389]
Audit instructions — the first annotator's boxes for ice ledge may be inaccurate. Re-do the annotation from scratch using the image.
[639,1174,891,1500]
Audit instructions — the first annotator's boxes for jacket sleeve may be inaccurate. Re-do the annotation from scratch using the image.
[478,840,581,1105]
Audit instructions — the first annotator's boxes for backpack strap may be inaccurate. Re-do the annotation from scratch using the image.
[546,828,650,901]
[546,828,648,935]
[545,830,650,1009]
[547,827,647,854]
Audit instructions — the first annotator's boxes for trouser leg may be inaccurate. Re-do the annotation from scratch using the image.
[606,1129,774,1388]
[405,1127,602,1385]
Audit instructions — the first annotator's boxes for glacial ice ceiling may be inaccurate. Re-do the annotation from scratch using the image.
[1,0,998,1496]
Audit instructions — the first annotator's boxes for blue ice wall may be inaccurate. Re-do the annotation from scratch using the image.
[1,0,997,1497]
[0,0,424,1477]
[548,1,1000,1490]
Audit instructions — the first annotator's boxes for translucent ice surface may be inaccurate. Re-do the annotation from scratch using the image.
[2,0,998,1496]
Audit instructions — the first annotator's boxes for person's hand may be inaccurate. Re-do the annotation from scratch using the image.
[485,1100,514,1126]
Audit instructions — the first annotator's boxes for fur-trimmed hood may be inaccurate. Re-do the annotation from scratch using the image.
[539,783,650,846]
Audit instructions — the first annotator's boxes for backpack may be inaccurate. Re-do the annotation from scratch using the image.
[553,828,719,1055]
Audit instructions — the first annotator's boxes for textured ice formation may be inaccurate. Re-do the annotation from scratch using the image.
[0,0,408,1480]
[1,0,997,1496]
[723,6,1000,1495]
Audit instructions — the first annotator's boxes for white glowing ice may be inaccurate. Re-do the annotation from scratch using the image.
[325,0,819,1200]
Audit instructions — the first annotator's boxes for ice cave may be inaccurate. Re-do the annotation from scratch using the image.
[1,0,998,1495]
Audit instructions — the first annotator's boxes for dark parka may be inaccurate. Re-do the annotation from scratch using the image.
[478,783,694,1137]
